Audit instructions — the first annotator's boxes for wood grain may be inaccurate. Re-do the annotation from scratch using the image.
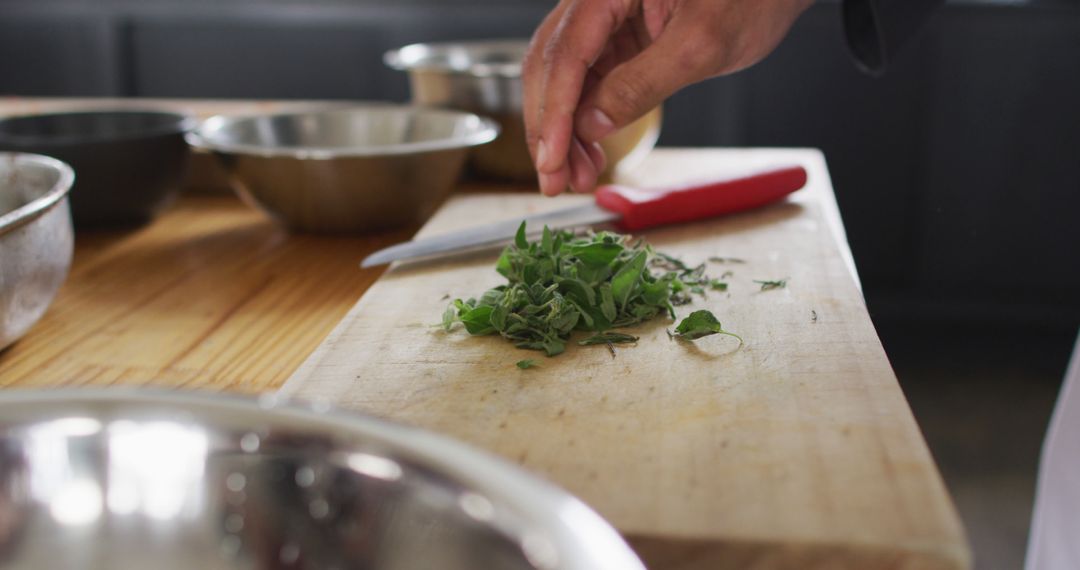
[0,196,413,392]
[282,149,971,569]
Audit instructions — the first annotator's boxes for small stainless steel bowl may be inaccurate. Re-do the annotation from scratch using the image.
[0,389,644,570]
[385,40,661,183]
[0,153,74,351]
[0,110,193,228]
[187,106,499,233]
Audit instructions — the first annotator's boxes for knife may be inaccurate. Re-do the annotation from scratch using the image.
[360,164,808,268]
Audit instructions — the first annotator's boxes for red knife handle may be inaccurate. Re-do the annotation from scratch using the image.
[594,164,808,232]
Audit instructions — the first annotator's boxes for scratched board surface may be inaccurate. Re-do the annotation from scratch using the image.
[282,149,969,570]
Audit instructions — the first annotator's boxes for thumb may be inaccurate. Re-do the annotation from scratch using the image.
[574,36,699,143]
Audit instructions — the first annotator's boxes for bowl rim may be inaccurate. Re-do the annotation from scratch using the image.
[0,152,75,237]
[0,387,646,570]
[0,109,197,147]
[384,39,528,78]
[186,105,501,160]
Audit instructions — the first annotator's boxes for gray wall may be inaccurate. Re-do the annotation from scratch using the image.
[2,0,1078,329]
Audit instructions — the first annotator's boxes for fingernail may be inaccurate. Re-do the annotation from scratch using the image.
[538,172,558,196]
[589,142,607,173]
[568,139,596,194]
[536,138,551,171]
[580,108,615,142]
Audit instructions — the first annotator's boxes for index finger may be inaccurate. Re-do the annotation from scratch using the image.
[523,1,570,161]
[534,0,631,174]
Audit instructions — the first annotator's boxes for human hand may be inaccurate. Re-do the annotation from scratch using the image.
[523,0,814,196]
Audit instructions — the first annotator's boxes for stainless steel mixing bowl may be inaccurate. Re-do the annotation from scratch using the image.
[0,153,75,351]
[385,40,661,183]
[186,106,499,233]
[0,389,645,570]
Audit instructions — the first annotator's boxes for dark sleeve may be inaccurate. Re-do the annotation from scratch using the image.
[842,0,945,75]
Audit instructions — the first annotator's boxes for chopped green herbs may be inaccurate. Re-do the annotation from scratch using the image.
[754,279,788,291]
[578,332,639,346]
[441,304,457,331]
[673,310,743,343]
[516,359,538,369]
[444,222,745,358]
[649,252,691,272]
[708,256,746,264]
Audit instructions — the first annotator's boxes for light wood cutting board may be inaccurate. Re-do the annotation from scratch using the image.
[282,149,970,569]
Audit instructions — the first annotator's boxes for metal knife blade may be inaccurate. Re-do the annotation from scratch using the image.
[360,202,618,268]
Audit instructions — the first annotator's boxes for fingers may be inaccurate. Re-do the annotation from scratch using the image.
[585,140,606,174]
[551,86,606,196]
[531,0,632,195]
[525,0,814,195]
[539,160,572,197]
[575,24,701,144]
[523,4,566,157]
[567,136,599,193]
[524,1,572,195]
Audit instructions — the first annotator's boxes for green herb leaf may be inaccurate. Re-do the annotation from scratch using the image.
[598,283,617,322]
[611,250,647,310]
[442,304,457,331]
[542,337,565,356]
[570,242,624,268]
[516,359,538,369]
[460,305,496,335]
[557,277,596,307]
[540,226,554,255]
[651,252,690,272]
[710,279,728,291]
[578,332,639,346]
[754,279,788,291]
[673,310,743,343]
[514,220,529,250]
[495,249,512,278]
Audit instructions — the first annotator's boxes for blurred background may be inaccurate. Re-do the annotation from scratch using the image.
[2,0,1078,567]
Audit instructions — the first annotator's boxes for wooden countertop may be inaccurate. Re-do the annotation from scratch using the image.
[0,194,415,391]
[0,98,516,390]
[0,99,969,570]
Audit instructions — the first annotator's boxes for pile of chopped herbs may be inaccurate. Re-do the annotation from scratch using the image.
[442,222,740,357]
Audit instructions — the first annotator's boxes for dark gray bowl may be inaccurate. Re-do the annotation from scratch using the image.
[0,110,194,228]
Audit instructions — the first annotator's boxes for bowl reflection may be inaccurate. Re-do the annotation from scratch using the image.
[0,389,643,570]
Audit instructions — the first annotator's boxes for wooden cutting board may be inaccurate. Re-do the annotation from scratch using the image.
[282,149,970,569]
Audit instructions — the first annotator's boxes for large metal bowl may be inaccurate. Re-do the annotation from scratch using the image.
[0,389,644,570]
[0,111,193,228]
[0,153,75,351]
[385,40,661,183]
[187,106,499,233]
